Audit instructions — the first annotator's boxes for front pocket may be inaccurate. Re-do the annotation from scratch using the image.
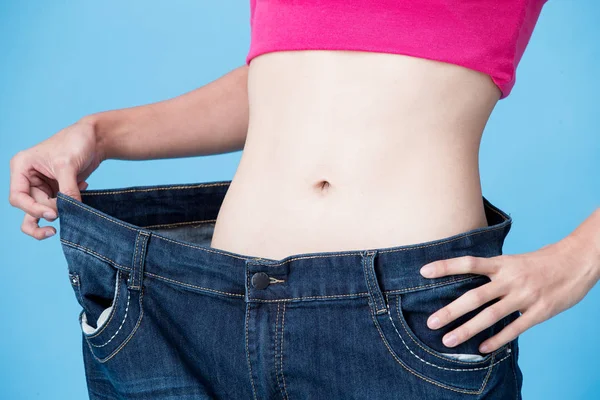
[61,243,144,363]
[391,276,507,363]
[372,276,514,395]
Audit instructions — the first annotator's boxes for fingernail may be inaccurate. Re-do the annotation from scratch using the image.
[43,211,57,220]
[45,230,55,237]
[479,344,489,353]
[420,265,434,277]
[443,334,457,347]
[428,316,441,329]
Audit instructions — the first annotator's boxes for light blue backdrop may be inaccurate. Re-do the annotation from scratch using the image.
[1,1,598,399]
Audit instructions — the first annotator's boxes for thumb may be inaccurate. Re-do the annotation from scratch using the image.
[56,166,82,202]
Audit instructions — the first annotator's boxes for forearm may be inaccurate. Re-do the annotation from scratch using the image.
[83,64,249,161]
[565,207,600,282]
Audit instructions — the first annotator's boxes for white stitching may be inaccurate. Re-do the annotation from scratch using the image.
[61,191,511,265]
[384,301,510,372]
[245,303,259,400]
[368,300,488,395]
[280,302,289,400]
[393,294,496,366]
[89,290,130,348]
[80,182,230,196]
[85,279,145,363]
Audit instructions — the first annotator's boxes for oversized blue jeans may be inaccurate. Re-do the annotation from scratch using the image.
[56,180,523,399]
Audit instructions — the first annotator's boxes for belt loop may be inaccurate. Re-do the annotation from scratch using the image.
[129,230,151,291]
[361,250,388,316]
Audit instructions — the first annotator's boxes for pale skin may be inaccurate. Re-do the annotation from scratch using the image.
[8,52,600,358]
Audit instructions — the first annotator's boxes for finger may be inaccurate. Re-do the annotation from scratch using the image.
[78,181,89,190]
[427,281,503,329]
[55,166,82,202]
[478,308,538,353]
[420,255,499,278]
[440,298,518,349]
[21,213,56,240]
[31,186,58,221]
[9,171,56,219]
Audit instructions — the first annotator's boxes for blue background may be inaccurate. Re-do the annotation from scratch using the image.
[1,1,598,399]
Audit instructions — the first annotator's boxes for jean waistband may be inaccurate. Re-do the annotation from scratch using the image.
[56,180,512,303]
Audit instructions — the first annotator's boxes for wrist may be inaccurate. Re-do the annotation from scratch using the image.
[79,113,108,162]
[566,208,600,282]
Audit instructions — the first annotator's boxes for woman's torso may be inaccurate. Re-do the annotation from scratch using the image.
[210,50,501,260]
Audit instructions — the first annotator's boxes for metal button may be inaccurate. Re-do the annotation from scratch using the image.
[251,272,270,290]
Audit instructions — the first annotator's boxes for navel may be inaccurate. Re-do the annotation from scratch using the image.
[314,180,331,193]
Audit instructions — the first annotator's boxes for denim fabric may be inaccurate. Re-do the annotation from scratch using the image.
[56,180,523,400]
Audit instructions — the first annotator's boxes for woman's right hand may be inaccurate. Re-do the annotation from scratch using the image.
[8,117,105,240]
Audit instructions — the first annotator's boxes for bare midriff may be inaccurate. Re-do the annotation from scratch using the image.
[210,50,502,261]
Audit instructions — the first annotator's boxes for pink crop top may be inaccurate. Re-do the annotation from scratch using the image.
[246,0,548,99]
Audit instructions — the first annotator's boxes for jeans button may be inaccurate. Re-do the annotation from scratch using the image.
[251,272,270,290]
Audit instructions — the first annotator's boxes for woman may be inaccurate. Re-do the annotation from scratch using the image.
[8,0,599,399]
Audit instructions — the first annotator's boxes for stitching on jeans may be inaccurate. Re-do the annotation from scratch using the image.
[60,239,132,272]
[384,295,510,372]
[245,223,510,267]
[59,196,138,231]
[363,252,384,313]
[367,300,484,395]
[383,276,479,295]
[142,220,216,229]
[89,282,130,348]
[84,270,123,339]
[152,235,251,260]
[251,293,370,302]
[80,182,230,196]
[385,292,489,366]
[393,294,503,366]
[486,202,509,222]
[274,303,284,399]
[131,232,149,290]
[245,303,259,400]
[62,190,511,264]
[86,280,145,363]
[61,240,484,304]
[130,233,140,287]
[144,272,244,298]
[280,302,289,400]
[251,277,480,303]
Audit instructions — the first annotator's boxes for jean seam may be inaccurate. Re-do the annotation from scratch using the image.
[368,300,489,395]
[61,239,131,272]
[60,192,511,264]
[280,302,290,400]
[79,182,229,196]
[88,272,131,348]
[245,303,259,400]
[61,241,484,303]
[85,282,145,363]
[385,298,510,372]
[393,294,509,367]
[84,270,122,339]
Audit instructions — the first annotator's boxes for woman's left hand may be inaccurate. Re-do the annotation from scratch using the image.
[418,227,600,354]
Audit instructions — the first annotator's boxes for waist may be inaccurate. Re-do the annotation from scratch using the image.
[56,181,512,286]
[213,161,488,260]
[233,51,500,259]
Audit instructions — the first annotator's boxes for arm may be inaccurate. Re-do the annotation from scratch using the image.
[9,64,250,240]
[566,207,600,282]
[87,64,250,161]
